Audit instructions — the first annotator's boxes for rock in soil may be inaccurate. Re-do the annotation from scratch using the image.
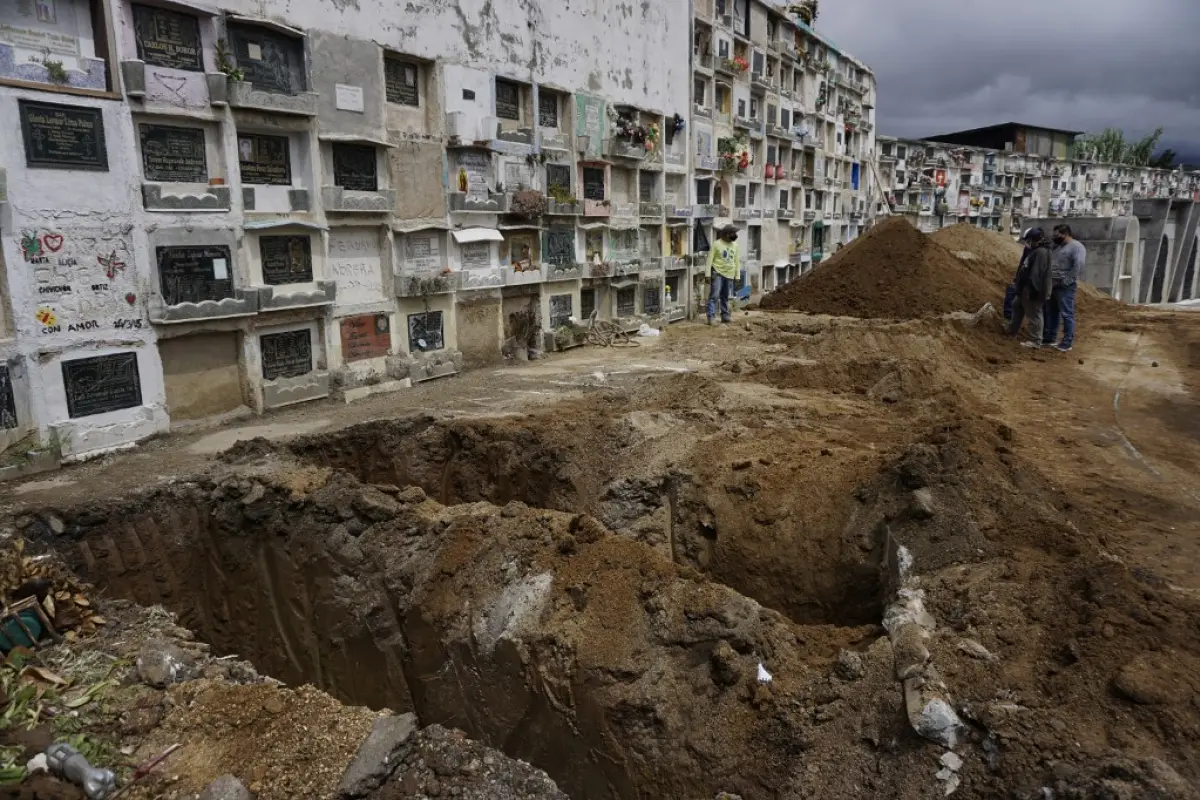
[135,639,195,688]
[338,713,418,797]
[200,775,253,800]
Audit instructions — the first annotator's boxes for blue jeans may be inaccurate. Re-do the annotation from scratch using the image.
[1003,284,1018,320]
[707,273,732,321]
[1043,283,1077,347]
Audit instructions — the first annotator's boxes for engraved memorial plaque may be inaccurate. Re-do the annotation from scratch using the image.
[643,286,662,314]
[405,234,442,271]
[495,79,520,121]
[339,313,391,362]
[228,24,305,94]
[259,235,313,285]
[260,329,313,380]
[132,4,203,71]
[549,294,573,328]
[538,92,558,128]
[332,143,378,192]
[157,245,235,305]
[617,287,636,317]
[408,311,444,352]
[545,227,576,266]
[62,353,142,419]
[384,57,419,106]
[460,242,490,270]
[19,101,108,171]
[140,124,208,182]
[238,133,291,185]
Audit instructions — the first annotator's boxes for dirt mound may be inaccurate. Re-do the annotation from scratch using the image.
[760,216,998,319]
[933,223,1124,321]
[932,223,1025,289]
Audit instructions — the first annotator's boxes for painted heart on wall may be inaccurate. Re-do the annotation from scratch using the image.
[42,234,64,252]
[125,293,137,305]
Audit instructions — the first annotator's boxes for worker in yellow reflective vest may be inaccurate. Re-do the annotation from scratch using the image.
[706,225,740,325]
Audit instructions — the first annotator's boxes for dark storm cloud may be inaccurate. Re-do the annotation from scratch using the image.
[818,0,1200,162]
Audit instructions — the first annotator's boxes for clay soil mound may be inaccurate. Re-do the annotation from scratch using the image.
[933,222,1123,319]
[760,216,998,319]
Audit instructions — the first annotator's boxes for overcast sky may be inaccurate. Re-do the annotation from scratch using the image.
[817,0,1200,164]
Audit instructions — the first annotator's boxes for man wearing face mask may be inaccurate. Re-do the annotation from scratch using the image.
[1043,224,1085,352]
[706,225,741,325]
[1005,227,1053,348]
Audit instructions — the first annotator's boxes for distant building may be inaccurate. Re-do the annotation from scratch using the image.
[923,122,1083,160]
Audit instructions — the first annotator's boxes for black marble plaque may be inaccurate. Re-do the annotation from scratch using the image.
[545,228,575,266]
[643,286,662,314]
[62,353,142,419]
[228,23,305,95]
[332,144,378,192]
[238,133,291,185]
[0,366,17,430]
[549,294,573,328]
[132,4,203,71]
[259,235,313,285]
[260,329,312,381]
[157,245,234,305]
[19,101,108,171]
[140,124,208,182]
[617,287,636,317]
[384,58,420,106]
[583,167,605,201]
[538,93,558,128]
[495,80,520,121]
[408,311,444,352]
[580,289,596,321]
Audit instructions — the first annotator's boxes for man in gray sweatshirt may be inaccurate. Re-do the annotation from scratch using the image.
[1043,224,1086,351]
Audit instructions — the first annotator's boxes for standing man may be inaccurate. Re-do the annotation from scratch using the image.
[1043,224,1085,351]
[1005,228,1041,322]
[1005,228,1053,348]
[707,225,740,325]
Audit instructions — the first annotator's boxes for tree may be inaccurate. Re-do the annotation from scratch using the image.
[1072,127,1165,166]
[1149,149,1177,169]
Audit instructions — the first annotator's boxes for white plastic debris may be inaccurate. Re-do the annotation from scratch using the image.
[26,754,47,774]
[637,324,661,337]
[756,663,773,684]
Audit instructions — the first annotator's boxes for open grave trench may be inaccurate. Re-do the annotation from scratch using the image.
[31,410,957,798]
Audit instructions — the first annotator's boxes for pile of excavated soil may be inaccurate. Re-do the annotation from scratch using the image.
[761,217,998,319]
[933,223,1124,320]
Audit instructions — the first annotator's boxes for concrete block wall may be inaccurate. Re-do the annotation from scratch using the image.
[0,0,878,461]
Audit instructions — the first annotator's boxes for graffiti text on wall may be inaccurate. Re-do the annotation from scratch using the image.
[17,228,147,337]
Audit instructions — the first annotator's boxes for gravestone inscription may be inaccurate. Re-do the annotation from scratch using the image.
[62,353,142,418]
[260,329,312,380]
[260,235,313,285]
[157,245,234,305]
[132,4,203,71]
[238,133,291,185]
[19,101,108,171]
[140,124,207,182]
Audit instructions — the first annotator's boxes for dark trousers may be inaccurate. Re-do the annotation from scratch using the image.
[1006,291,1045,344]
[1003,284,1018,320]
[1042,283,1077,347]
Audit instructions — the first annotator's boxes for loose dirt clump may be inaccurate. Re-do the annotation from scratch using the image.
[760,216,998,319]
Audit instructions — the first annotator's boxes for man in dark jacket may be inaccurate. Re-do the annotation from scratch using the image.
[1004,228,1041,321]
[1004,229,1053,347]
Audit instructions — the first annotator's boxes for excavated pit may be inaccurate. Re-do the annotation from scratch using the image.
[227,416,889,628]
[35,418,906,799]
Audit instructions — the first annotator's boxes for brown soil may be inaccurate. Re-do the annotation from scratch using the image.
[3,230,1200,799]
[933,222,1126,320]
[760,216,999,318]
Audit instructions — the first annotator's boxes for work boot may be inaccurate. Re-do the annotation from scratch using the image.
[1020,341,1041,349]
[707,317,715,326]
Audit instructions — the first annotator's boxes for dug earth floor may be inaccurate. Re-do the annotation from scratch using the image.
[2,307,1199,799]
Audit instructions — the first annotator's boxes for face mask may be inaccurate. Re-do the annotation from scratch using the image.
[1053,235,1064,245]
